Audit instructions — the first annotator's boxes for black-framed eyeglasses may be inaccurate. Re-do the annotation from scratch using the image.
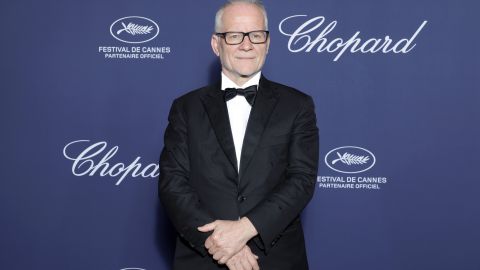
[215,30,269,45]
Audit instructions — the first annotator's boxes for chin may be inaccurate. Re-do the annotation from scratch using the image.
[237,68,259,77]
[238,72,256,78]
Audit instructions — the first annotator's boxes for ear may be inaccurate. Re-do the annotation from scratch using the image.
[211,34,220,56]
[266,35,271,54]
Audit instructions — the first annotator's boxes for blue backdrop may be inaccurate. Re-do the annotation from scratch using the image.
[1,0,479,269]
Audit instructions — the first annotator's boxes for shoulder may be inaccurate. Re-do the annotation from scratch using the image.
[263,77,314,106]
[173,85,209,103]
[169,83,218,109]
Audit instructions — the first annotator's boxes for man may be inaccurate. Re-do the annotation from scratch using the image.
[158,1,319,269]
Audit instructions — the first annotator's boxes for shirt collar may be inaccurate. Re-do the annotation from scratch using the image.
[221,72,261,91]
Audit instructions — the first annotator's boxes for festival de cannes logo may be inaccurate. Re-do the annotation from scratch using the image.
[325,146,376,174]
[110,16,159,44]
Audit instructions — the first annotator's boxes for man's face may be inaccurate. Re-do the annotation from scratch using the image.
[211,3,270,85]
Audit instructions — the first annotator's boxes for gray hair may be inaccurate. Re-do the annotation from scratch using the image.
[214,0,269,32]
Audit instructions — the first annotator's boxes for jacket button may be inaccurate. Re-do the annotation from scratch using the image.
[237,195,246,202]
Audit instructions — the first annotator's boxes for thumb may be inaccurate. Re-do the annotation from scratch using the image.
[197,221,216,232]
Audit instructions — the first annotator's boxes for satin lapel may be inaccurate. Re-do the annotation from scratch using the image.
[200,82,238,173]
[239,76,279,179]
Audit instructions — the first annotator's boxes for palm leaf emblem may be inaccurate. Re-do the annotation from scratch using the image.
[117,22,154,36]
[332,152,370,165]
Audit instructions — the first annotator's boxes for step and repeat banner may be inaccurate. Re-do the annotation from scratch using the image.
[1,0,479,269]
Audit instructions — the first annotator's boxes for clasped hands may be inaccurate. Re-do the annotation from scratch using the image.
[198,217,259,270]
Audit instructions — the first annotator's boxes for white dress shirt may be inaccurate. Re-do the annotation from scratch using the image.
[221,72,261,172]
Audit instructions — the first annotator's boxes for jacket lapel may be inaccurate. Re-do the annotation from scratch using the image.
[201,81,238,173]
[239,76,279,179]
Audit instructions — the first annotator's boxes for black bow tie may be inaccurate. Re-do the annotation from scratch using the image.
[224,85,257,106]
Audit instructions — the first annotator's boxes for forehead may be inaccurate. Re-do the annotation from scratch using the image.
[220,3,265,31]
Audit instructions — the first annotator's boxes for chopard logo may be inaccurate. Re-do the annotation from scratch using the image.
[325,146,376,174]
[63,139,159,185]
[278,15,428,61]
[110,16,159,44]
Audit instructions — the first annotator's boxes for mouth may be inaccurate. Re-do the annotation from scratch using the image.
[236,57,255,60]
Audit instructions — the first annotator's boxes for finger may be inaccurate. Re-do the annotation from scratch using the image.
[244,246,258,260]
[211,232,221,244]
[208,246,217,255]
[219,254,231,264]
[197,221,216,232]
[243,249,257,269]
[242,247,259,270]
[213,251,223,261]
[204,237,213,249]
[207,243,218,255]
[227,261,238,270]
[239,257,251,270]
[247,254,259,270]
[229,259,243,270]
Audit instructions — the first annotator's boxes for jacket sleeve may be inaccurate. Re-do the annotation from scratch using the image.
[245,95,319,254]
[158,98,214,256]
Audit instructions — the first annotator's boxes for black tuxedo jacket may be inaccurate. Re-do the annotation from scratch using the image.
[159,76,319,270]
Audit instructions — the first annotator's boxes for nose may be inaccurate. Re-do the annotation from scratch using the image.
[238,35,253,51]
